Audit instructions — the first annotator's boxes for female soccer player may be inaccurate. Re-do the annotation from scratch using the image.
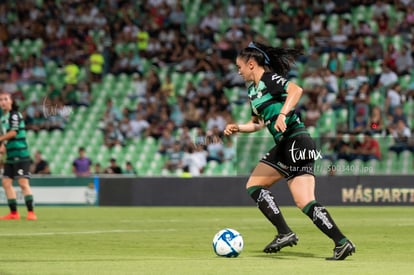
[224,41,355,260]
[0,92,37,220]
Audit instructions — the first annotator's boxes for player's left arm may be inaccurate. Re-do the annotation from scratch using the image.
[0,112,19,142]
[237,115,265,133]
[0,130,17,142]
[224,115,264,135]
[274,82,303,132]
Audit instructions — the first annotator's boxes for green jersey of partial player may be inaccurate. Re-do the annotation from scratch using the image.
[247,72,307,144]
[0,110,30,163]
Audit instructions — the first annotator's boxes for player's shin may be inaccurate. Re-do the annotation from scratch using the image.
[247,186,292,234]
[302,200,347,245]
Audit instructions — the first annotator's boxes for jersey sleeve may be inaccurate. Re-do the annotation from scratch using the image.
[8,111,21,132]
[262,73,289,98]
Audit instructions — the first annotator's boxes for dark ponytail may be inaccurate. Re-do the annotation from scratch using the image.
[238,41,302,77]
[11,100,19,112]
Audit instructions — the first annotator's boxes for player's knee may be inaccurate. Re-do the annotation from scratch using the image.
[18,179,30,191]
[20,184,29,192]
[245,177,276,189]
[295,198,314,210]
[245,180,255,189]
[245,181,267,190]
[2,181,12,189]
[295,201,307,210]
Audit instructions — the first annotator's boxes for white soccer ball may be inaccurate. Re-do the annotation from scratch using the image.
[212,228,244,257]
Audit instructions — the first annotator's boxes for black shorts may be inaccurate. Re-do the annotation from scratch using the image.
[3,161,31,179]
[260,134,318,180]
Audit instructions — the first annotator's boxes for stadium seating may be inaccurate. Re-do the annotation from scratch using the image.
[14,1,414,176]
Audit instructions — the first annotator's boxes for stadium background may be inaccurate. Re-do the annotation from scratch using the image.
[1,0,414,177]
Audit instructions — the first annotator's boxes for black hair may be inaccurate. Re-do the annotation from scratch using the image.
[238,41,302,77]
[11,100,19,112]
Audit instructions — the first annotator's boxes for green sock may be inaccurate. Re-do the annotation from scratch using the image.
[246,186,262,196]
[338,238,348,246]
[25,195,34,212]
[8,199,17,213]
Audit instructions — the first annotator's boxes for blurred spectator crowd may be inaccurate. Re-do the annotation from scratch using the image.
[1,0,414,176]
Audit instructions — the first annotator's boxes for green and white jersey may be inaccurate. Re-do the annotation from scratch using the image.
[1,110,30,163]
[248,72,307,144]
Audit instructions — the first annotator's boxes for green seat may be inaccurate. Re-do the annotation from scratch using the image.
[114,43,128,54]
[335,108,348,125]
[271,37,280,47]
[20,83,31,95]
[62,162,73,176]
[171,72,185,93]
[364,5,373,19]
[28,39,42,57]
[384,151,399,174]
[136,159,151,175]
[8,39,20,58]
[370,59,383,74]
[250,17,265,32]
[317,109,336,135]
[327,14,339,32]
[321,159,333,176]
[389,35,403,51]
[236,159,252,175]
[369,90,384,107]
[364,36,372,46]
[352,7,365,23]
[401,151,413,173]
[148,157,164,175]
[219,17,230,33]
[399,75,411,90]
[403,100,413,117]
[141,58,152,74]
[45,60,58,74]
[320,53,329,67]
[335,159,352,176]
[10,38,20,49]
[220,161,235,176]
[204,161,218,176]
[308,126,320,139]
[187,9,199,25]
[78,67,87,81]
[368,21,378,33]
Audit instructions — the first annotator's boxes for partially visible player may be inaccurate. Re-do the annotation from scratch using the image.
[0,92,37,220]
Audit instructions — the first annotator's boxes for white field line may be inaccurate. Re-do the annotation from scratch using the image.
[0,228,175,237]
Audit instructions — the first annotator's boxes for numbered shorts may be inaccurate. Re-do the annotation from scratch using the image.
[3,161,31,179]
[260,134,318,180]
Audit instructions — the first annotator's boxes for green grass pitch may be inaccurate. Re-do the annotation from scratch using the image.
[0,206,413,275]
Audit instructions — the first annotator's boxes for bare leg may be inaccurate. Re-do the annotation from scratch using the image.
[17,178,33,196]
[287,174,316,209]
[2,178,16,199]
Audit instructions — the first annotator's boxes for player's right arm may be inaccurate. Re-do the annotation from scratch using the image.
[224,115,264,136]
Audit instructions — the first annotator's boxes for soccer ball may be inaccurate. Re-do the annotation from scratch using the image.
[212,228,244,257]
